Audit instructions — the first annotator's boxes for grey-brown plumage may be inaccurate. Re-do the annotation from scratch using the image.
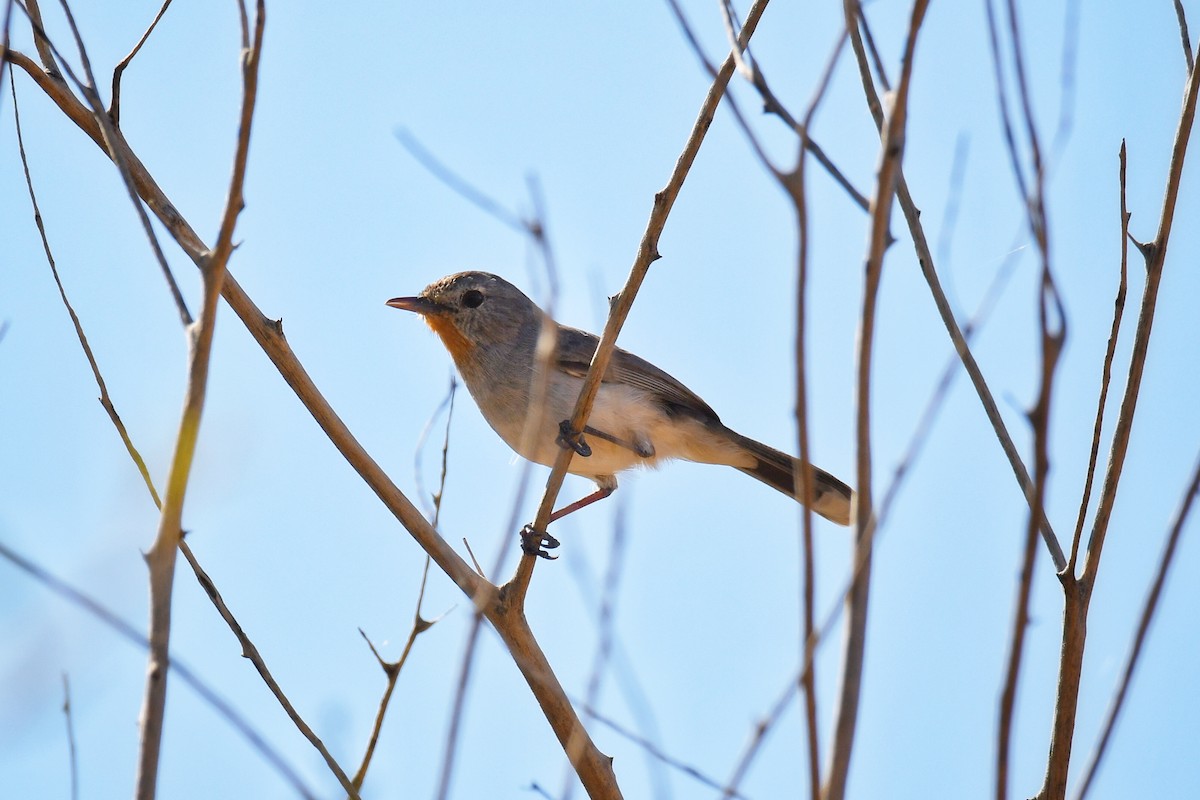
[388,271,853,526]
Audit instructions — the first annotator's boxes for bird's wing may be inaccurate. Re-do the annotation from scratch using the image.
[555,325,721,425]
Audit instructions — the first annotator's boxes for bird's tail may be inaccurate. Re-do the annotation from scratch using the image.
[730,433,853,525]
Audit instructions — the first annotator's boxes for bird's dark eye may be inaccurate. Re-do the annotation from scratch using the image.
[462,289,485,308]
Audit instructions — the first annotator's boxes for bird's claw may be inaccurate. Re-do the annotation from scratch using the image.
[556,420,591,457]
[520,524,560,559]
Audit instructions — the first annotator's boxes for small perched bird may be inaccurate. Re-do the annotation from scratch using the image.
[388,272,852,553]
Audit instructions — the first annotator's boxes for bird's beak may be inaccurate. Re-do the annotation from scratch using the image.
[386,295,446,316]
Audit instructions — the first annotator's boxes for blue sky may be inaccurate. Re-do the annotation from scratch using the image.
[2,1,1199,798]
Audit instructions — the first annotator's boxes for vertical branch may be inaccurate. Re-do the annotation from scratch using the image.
[824,4,928,800]
[783,29,848,800]
[1079,56,1200,586]
[1067,142,1129,571]
[49,0,193,327]
[110,0,174,125]
[135,5,265,798]
[23,0,58,74]
[1073,450,1200,800]
[849,8,1067,570]
[1173,0,1194,72]
[0,541,318,798]
[1039,39,1200,800]
[62,674,79,800]
[509,0,771,600]
[997,269,1066,800]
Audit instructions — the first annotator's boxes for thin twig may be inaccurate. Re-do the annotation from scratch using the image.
[720,671,799,798]
[357,371,455,792]
[13,51,353,797]
[989,1,1067,794]
[135,4,264,796]
[563,577,672,800]
[878,249,1020,526]
[352,559,444,793]
[436,605,487,800]
[577,701,744,799]
[510,0,772,604]
[1,0,16,109]
[997,281,1064,800]
[40,0,194,327]
[849,3,1067,571]
[9,75,162,510]
[9,11,624,795]
[178,542,361,798]
[22,0,56,74]
[0,539,317,799]
[1079,48,1200,586]
[62,674,79,800]
[1072,449,1200,800]
[1038,39,1200,800]
[395,127,530,235]
[825,5,929,799]
[855,4,890,94]
[666,0,868,211]
[109,0,172,124]
[1173,0,1194,73]
[414,376,458,522]
[784,24,853,799]
[1068,142,1129,571]
[562,502,629,800]
[1050,0,1082,158]
[433,180,561,800]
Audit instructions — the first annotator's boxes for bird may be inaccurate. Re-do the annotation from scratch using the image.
[388,271,852,554]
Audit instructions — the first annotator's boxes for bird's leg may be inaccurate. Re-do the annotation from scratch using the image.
[555,420,592,457]
[519,484,617,559]
[583,426,655,458]
[549,485,615,522]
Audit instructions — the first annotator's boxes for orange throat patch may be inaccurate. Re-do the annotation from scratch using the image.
[424,314,473,365]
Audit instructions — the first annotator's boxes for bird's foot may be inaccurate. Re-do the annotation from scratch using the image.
[555,420,592,457]
[520,524,561,560]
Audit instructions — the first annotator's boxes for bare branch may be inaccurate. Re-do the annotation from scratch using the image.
[785,24,856,798]
[22,0,57,74]
[43,0,193,327]
[998,272,1066,800]
[562,503,628,800]
[511,0,772,604]
[136,4,265,795]
[414,376,458,523]
[1073,449,1200,800]
[9,75,162,510]
[825,5,929,799]
[14,55,353,798]
[721,674,799,799]
[12,7,624,794]
[352,558,442,793]
[1,0,17,106]
[1040,41,1200,800]
[666,0,869,212]
[1080,50,1200,586]
[1068,142,1129,571]
[1173,0,1194,73]
[576,701,746,798]
[0,539,318,799]
[109,0,173,125]
[396,127,530,235]
[850,5,1067,571]
[62,674,78,800]
[179,542,361,798]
